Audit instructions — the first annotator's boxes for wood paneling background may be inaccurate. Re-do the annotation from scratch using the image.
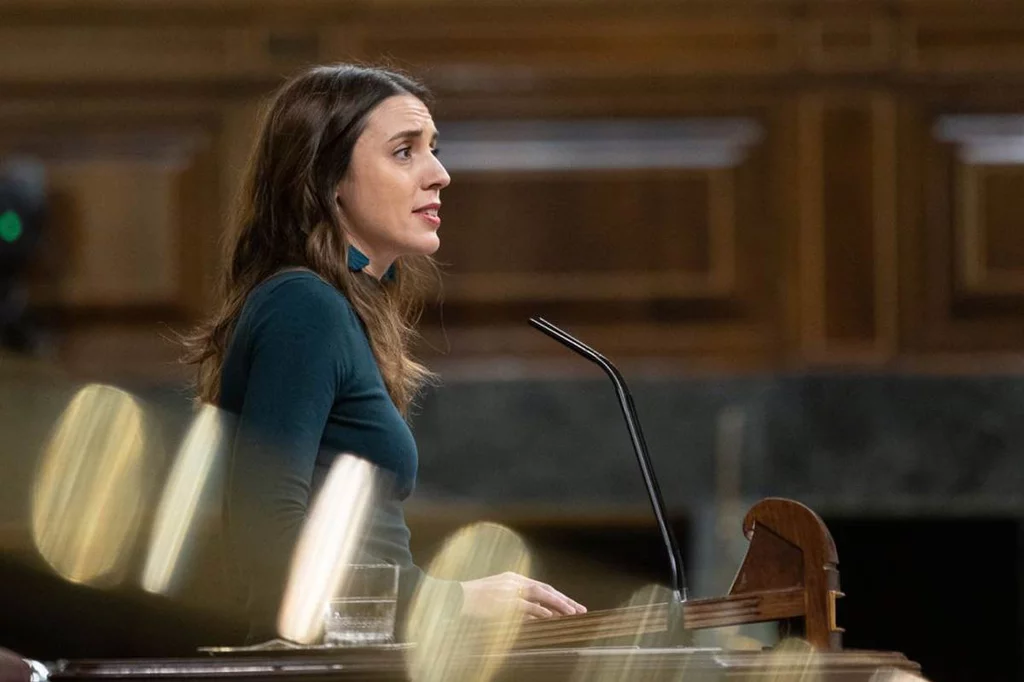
[3,0,1024,380]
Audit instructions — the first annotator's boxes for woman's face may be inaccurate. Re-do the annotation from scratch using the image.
[336,94,450,276]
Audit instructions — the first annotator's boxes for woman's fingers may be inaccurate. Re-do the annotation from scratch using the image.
[538,582,587,614]
[520,578,586,616]
[519,600,554,619]
[460,572,586,621]
[527,583,576,616]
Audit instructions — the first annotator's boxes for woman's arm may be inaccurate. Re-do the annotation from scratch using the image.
[224,279,349,642]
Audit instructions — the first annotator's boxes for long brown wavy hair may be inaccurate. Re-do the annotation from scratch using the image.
[182,64,438,414]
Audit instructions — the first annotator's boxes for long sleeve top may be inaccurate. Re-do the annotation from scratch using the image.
[217,266,449,642]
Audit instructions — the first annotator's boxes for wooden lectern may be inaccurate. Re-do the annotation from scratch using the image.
[50,497,924,682]
[495,497,845,652]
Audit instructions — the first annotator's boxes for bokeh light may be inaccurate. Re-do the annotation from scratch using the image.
[31,383,156,586]
[141,403,230,596]
[276,453,378,644]
[405,521,531,682]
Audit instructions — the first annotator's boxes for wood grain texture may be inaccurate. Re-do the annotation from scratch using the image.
[3,0,1024,376]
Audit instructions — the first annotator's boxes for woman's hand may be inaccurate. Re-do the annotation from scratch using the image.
[459,572,587,620]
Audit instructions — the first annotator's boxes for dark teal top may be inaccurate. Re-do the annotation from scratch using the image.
[218,264,452,642]
[221,269,418,497]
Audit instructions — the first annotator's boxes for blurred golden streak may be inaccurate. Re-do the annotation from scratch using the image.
[405,522,530,682]
[762,638,820,682]
[31,384,150,586]
[141,404,227,595]
[277,454,377,644]
[569,584,683,682]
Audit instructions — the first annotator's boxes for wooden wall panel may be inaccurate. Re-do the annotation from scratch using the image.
[175,128,223,319]
[957,165,1024,295]
[2,0,1024,376]
[437,169,730,301]
[51,160,179,306]
[0,113,221,379]
[0,127,212,313]
[418,114,782,362]
[804,18,895,73]
[796,95,898,363]
[902,17,1024,75]
[358,16,795,78]
[902,112,1024,353]
[0,26,236,83]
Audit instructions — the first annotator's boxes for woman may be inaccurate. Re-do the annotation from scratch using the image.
[183,64,585,643]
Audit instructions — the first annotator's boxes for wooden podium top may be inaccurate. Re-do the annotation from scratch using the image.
[50,646,922,682]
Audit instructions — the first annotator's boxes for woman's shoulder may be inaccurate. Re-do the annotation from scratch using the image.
[244,269,357,330]
[251,268,349,306]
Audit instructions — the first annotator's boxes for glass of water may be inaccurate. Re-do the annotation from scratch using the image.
[323,562,399,646]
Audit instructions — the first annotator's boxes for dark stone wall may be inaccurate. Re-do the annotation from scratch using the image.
[411,373,1024,515]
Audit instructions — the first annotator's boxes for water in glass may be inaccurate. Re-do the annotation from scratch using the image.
[324,596,397,645]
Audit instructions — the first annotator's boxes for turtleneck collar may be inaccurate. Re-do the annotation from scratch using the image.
[347,244,396,282]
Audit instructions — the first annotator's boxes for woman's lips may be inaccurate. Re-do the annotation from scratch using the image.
[413,207,440,227]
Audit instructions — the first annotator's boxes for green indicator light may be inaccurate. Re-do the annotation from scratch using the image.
[0,210,23,243]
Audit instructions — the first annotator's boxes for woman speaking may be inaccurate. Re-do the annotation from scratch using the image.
[184,64,584,643]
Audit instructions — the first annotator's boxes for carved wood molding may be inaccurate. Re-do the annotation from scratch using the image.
[796,93,898,363]
[902,17,1024,75]
[805,18,896,73]
[899,105,1024,355]
[935,115,1024,297]
[4,1,1024,88]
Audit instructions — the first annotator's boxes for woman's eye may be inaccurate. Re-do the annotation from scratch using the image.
[394,146,412,159]
[431,147,441,157]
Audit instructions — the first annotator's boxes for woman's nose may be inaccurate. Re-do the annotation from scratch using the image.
[425,155,451,190]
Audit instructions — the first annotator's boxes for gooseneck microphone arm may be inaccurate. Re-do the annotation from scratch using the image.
[529,317,688,603]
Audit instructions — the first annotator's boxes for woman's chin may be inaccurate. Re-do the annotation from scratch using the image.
[411,233,441,256]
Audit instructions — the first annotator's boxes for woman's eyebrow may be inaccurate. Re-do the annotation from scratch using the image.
[387,129,439,145]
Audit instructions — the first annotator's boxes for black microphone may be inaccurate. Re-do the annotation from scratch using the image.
[529,317,688,606]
